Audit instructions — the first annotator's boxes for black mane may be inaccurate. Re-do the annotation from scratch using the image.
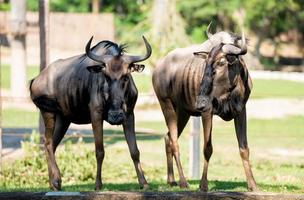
[91,40,128,56]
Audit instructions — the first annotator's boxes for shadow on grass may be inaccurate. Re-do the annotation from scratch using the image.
[1,180,301,193]
[61,180,301,192]
[189,180,301,192]
[64,129,163,146]
[3,128,163,148]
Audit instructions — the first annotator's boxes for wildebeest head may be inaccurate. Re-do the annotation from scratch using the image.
[85,36,152,125]
[193,31,250,120]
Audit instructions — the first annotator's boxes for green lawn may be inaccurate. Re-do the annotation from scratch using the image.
[0,64,39,89]
[1,65,304,192]
[1,64,304,97]
[1,114,303,193]
[251,79,304,99]
[2,108,39,128]
[0,64,153,93]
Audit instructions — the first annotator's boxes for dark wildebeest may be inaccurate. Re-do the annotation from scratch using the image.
[30,36,152,190]
[152,25,257,191]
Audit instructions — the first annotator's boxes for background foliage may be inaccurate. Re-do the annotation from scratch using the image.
[2,0,299,45]
[1,0,303,64]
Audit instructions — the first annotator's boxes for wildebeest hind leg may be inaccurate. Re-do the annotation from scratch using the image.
[123,112,148,189]
[234,108,258,191]
[52,114,70,153]
[164,134,177,186]
[199,114,213,191]
[159,99,188,188]
[41,111,62,191]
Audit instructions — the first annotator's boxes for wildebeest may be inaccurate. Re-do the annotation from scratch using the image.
[30,36,152,190]
[152,25,257,191]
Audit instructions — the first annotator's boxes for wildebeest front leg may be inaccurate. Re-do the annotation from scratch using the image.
[41,111,62,191]
[234,107,258,191]
[123,112,148,189]
[91,110,105,190]
[199,114,213,191]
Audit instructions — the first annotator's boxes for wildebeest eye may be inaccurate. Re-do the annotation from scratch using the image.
[218,58,227,66]
[122,75,129,82]
[121,75,129,89]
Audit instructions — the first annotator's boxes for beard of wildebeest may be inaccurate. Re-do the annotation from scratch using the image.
[104,77,128,125]
[195,63,213,112]
[195,44,223,112]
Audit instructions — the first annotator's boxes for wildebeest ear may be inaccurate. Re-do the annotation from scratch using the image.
[130,63,145,73]
[193,51,208,59]
[86,65,104,73]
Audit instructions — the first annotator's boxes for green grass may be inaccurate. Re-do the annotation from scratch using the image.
[2,64,304,97]
[1,114,304,193]
[0,64,39,89]
[132,73,153,93]
[0,64,152,93]
[251,79,304,98]
[2,108,39,128]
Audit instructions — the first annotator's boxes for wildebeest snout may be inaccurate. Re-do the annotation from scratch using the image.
[195,96,211,112]
[107,109,125,125]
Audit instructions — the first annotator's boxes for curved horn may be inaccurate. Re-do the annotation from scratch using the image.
[222,30,247,55]
[85,36,112,63]
[124,36,152,63]
[206,21,213,39]
[239,30,247,54]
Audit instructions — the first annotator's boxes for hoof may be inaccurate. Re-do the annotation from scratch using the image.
[140,184,149,190]
[199,180,208,192]
[199,185,208,192]
[95,182,103,191]
[179,181,188,189]
[51,179,61,191]
[168,181,178,187]
[248,185,259,192]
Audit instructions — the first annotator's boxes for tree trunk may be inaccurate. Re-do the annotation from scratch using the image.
[39,0,50,142]
[10,0,27,98]
[0,38,2,171]
[92,0,100,14]
[151,0,169,52]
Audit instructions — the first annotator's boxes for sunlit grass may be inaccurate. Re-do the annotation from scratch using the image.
[0,64,152,93]
[1,64,304,98]
[251,79,304,99]
[2,108,39,128]
[0,64,38,89]
[1,115,304,193]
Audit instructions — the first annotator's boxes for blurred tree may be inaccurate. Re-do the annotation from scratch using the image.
[149,0,189,64]
[92,0,100,13]
[21,0,303,62]
[101,0,150,25]
[177,0,242,43]
[10,0,27,98]
[243,0,303,60]
[177,0,303,60]
[0,0,10,11]
[27,0,90,12]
